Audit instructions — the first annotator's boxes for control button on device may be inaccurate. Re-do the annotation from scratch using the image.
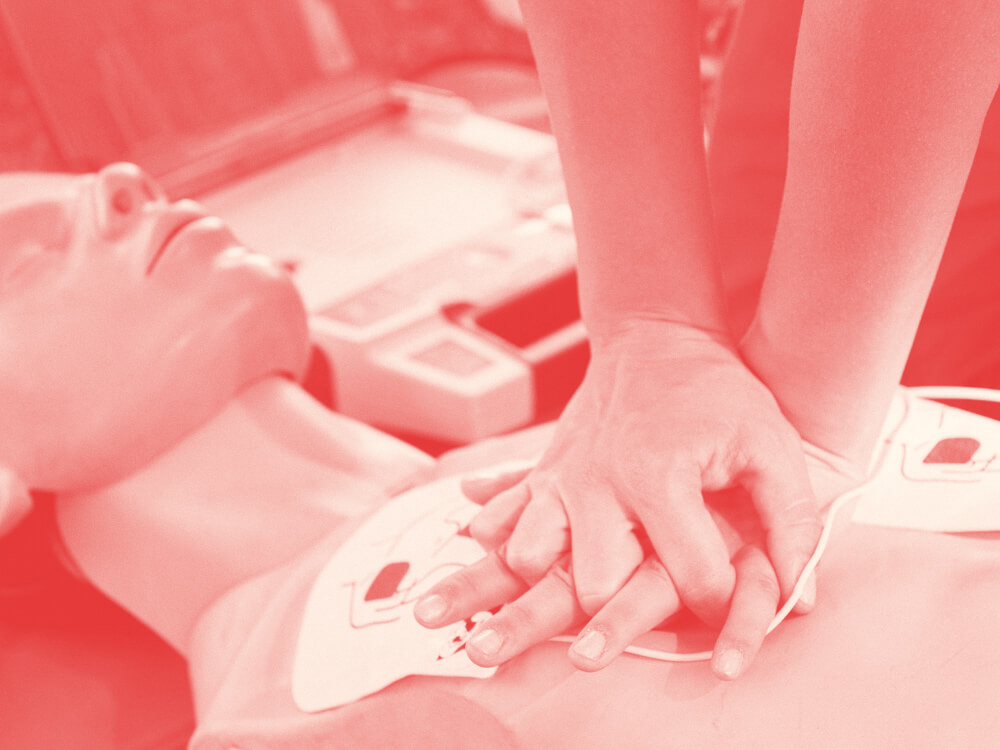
[409,338,493,376]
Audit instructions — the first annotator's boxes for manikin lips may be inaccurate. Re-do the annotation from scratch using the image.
[145,207,207,273]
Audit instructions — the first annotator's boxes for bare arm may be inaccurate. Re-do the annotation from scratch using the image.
[742,0,1000,469]
[519,0,727,340]
[418,0,827,682]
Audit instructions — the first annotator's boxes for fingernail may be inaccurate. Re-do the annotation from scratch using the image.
[716,649,744,680]
[799,572,817,610]
[571,629,606,661]
[414,594,447,624]
[469,628,503,656]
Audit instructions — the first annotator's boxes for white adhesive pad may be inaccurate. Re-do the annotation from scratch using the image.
[292,465,528,712]
[853,389,1000,533]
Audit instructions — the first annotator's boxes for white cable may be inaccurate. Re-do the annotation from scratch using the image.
[548,386,1000,663]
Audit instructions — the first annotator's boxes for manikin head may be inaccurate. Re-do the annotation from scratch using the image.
[0,163,310,494]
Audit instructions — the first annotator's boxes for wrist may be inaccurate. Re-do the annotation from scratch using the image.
[585,313,734,357]
[739,315,886,470]
[738,314,811,436]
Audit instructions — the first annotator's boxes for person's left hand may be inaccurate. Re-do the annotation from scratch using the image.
[415,444,864,680]
[416,478,779,679]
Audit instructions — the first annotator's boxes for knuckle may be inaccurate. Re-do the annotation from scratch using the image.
[660,459,700,497]
[545,564,577,598]
[742,569,781,602]
[591,598,639,631]
[576,587,615,615]
[633,559,674,590]
[655,448,689,475]
[616,451,665,499]
[496,600,539,634]
[769,513,823,552]
[574,559,639,615]
[469,514,505,545]
[503,544,553,584]
[765,500,822,542]
[572,580,617,615]
[430,567,476,604]
[546,561,574,587]
[681,568,734,609]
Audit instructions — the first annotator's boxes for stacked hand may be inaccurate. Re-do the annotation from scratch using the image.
[416,321,856,680]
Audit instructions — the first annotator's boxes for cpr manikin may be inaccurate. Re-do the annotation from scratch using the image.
[3,167,999,749]
[0,163,432,644]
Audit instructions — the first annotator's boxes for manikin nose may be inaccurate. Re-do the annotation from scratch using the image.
[93,162,166,238]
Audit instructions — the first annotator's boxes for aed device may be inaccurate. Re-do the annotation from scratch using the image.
[309,206,589,444]
[3,0,587,445]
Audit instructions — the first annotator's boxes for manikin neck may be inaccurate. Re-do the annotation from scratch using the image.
[54,377,434,653]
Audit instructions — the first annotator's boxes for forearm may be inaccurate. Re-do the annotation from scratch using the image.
[519,0,728,343]
[742,0,1000,465]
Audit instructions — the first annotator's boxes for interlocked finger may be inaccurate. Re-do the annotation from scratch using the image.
[638,465,735,627]
[461,466,533,505]
[569,555,681,671]
[463,560,584,667]
[711,545,781,681]
[563,487,645,615]
[740,434,821,613]
[467,481,533,550]
[414,549,527,628]
[501,485,570,584]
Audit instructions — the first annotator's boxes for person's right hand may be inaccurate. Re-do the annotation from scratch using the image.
[456,321,823,627]
[416,438,866,680]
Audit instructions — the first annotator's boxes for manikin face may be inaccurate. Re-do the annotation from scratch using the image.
[0,163,309,491]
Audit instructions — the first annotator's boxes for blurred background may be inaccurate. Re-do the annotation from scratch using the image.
[0,0,742,178]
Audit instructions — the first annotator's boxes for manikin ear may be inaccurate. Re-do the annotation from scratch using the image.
[0,465,32,537]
